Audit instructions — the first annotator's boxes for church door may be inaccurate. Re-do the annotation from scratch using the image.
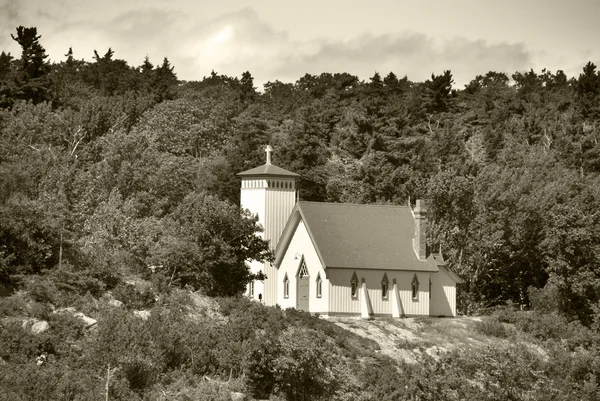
[296,261,309,311]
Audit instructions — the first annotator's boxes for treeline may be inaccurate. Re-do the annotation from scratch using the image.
[1,26,600,324]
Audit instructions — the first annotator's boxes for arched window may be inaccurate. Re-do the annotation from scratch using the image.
[283,273,290,299]
[351,272,359,298]
[381,273,389,300]
[411,274,419,300]
[316,273,322,298]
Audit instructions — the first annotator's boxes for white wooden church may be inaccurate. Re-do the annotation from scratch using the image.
[239,146,461,318]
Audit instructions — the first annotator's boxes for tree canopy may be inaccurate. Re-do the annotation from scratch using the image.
[0,26,600,323]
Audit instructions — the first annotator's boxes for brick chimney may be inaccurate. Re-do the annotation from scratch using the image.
[413,200,427,260]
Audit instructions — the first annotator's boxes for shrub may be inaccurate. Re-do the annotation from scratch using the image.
[242,331,281,399]
[46,312,86,358]
[88,307,163,392]
[513,311,594,349]
[144,372,237,401]
[495,303,519,324]
[475,318,510,338]
[0,319,55,364]
[48,262,106,297]
[112,282,156,309]
[0,363,139,401]
[272,327,338,401]
[528,285,561,313]
[0,292,35,317]
[23,275,60,304]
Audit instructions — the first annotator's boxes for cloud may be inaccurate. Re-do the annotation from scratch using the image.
[0,3,533,89]
[168,8,532,88]
[0,0,22,49]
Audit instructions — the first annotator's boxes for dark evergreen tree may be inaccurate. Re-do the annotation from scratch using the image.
[10,26,51,104]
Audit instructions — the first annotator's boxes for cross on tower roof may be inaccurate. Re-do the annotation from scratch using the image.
[265,145,273,165]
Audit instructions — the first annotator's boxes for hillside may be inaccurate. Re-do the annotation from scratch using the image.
[2,284,599,401]
[2,23,600,401]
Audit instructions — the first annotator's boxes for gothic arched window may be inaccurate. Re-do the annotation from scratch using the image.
[316,273,322,298]
[381,273,389,300]
[283,273,290,299]
[351,272,359,298]
[411,274,419,300]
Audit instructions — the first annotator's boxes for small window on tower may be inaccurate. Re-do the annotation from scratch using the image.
[249,281,254,297]
[283,274,290,299]
[351,272,359,298]
[316,273,322,298]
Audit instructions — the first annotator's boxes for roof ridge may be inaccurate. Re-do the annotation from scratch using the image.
[299,201,411,208]
[237,163,299,177]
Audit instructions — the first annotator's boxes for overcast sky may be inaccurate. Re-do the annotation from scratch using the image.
[1,0,598,89]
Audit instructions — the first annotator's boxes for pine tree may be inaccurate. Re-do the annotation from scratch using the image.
[11,26,50,80]
[152,57,177,102]
[10,26,51,103]
[239,71,257,103]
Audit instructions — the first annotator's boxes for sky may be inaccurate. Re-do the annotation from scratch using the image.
[1,0,599,90]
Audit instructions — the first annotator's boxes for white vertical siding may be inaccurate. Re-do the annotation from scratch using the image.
[327,269,430,316]
[241,178,296,306]
[264,181,296,305]
[277,220,328,314]
[264,183,296,249]
[328,269,360,315]
[430,266,457,316]
[241,184,266,301]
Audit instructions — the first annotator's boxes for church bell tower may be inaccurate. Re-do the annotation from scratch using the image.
[238,145,298,305]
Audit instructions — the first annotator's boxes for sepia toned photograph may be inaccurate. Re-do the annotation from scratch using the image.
[1,1,599,400]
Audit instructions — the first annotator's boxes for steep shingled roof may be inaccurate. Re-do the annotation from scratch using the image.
[274,201,439,272]
[237,163,299,177]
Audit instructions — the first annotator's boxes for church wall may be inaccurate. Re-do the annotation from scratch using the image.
[264,184,296,305]
[264,181,296,250]
[241,185,266,301]
[241,179,296,306]
[328,269,361,315]
[240,185,266,237]
[277,220,328,313]
[327,269,431,316]
[430,266,457,316]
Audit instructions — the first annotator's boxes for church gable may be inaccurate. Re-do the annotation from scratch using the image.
[276,217,327,312]
[273,205,326,269]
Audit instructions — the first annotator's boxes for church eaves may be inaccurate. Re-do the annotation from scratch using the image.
[237,163,300,178]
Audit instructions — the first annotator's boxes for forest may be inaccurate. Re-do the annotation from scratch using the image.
[1,26,600,400]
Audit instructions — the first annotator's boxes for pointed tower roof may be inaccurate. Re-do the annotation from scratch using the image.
[237,145,299,178]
